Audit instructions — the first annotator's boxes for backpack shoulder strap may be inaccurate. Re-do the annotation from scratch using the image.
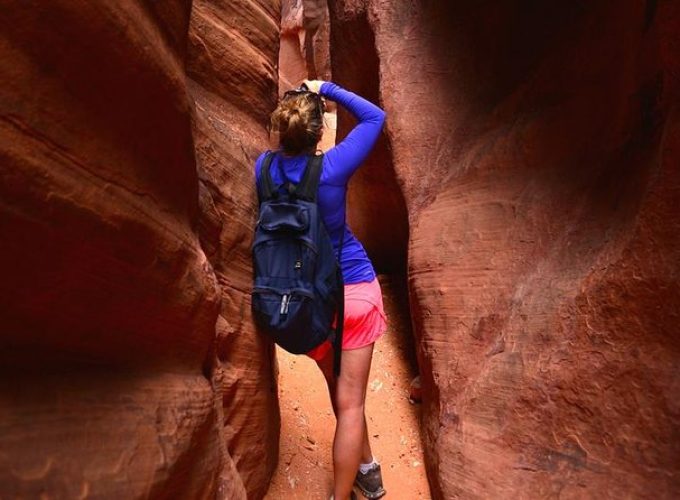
[258,151,278,202]
[297,153,324,202]
[332,211,346,377]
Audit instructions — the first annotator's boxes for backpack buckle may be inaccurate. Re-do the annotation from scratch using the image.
[284,182,297,199]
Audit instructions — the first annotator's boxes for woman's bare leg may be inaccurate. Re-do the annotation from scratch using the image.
[317,351,338,415]
[330,344,374,500]
[317,349,374,464]
[362,415,373,463]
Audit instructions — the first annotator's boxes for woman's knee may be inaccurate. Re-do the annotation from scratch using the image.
[336,399,365,419]
[334,346,373,413]
[335,385,367,415]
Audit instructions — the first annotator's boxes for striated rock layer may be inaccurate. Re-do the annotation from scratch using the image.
[187,1,281,498]
[0,1,280,497]
[328,0,680,498]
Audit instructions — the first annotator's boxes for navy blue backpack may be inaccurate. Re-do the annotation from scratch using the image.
[252,152,344,375]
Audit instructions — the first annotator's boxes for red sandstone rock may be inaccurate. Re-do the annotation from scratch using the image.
[0,1,224,497]
[280,0,331,92]
[187,1,281,498]
[328,0,680,497]
[0,1,281,498]
[4,1,679,498]
[325,0,408,276]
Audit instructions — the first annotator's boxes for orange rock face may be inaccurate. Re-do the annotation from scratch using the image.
[187,1,281,498]
[327,1,409,275]
[0,1,280,498]
[328,0,680,498]
[3,1,679,497]
[280,0,331,91]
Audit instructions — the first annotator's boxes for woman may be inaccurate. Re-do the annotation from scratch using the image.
[254,79,387,500]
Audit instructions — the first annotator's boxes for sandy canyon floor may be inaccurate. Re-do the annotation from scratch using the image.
[264,275,431,499]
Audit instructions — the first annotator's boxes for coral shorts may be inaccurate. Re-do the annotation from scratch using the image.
[306,277,387,361]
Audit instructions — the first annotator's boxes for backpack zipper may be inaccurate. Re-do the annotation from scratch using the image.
[280,294,290,315]
[295,241,303,271]
[253,286,313,298]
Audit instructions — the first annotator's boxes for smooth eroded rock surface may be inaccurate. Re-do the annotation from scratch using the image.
[328,0,680,497]
[1,1,280,497]
[0,1,223,497]
[280,0,331,90]
[188,1,281,497]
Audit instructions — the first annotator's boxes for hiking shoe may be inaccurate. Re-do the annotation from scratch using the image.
[354,464,386,499]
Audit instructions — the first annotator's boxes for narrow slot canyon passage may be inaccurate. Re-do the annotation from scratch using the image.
[265,273,430,499]
[265,5,429,496]
[2,1,678,498]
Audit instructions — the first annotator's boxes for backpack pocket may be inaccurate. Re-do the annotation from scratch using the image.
[253,239,317,282]
[252,287,322,353]
[259,202,309,233]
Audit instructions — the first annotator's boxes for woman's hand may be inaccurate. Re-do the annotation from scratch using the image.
[303,79,324,94]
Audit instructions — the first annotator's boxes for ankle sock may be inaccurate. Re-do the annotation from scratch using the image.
[359,457,378,474]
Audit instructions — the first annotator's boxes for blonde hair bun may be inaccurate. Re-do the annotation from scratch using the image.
[271,93,323,155]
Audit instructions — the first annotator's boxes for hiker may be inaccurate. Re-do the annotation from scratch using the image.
[254,79,387,500]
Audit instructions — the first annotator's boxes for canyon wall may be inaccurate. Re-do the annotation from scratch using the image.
[327,2,409,274]
[280,0,332,91]
[187,1,281,498]
[3,1,679,497]
[0,1,279,497]
[328,0,680,498]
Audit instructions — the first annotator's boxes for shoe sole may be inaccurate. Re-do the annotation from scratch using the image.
[354,483,386,499]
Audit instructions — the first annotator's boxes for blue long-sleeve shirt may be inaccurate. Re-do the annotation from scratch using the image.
[255,81,386,284]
